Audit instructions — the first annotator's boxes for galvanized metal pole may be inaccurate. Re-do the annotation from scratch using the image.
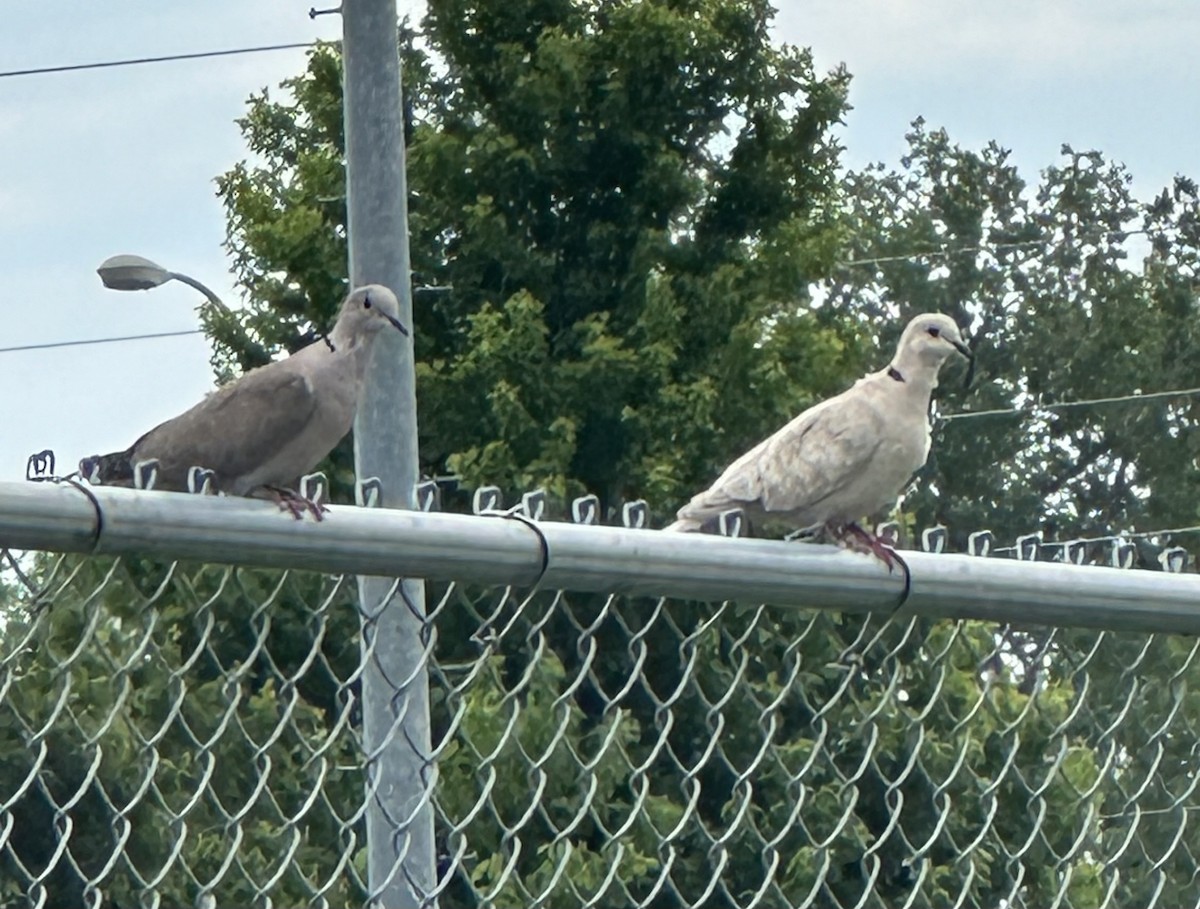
[342,1,434,905]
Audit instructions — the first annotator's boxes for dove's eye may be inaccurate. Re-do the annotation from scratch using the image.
[363,295,372,309]
[926,326,941,338]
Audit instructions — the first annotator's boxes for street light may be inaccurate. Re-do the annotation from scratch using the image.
[96,254,229,312]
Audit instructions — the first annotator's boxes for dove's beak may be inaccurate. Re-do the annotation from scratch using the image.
[954,340,975,389]
[384,313,410,336]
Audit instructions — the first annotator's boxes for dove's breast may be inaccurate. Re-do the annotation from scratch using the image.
[834,396,932,522]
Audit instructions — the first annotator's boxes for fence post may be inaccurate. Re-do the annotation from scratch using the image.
[342,1,434,905]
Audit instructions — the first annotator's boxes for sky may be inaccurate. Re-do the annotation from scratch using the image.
[0,1,1197,483]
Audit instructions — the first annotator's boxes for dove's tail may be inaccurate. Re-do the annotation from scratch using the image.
[662,517,703,532]
[79,449,135,486]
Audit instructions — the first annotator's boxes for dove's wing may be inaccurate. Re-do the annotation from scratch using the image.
[132,363,321,490]
[677,381,892,526]
[753,389,892,519]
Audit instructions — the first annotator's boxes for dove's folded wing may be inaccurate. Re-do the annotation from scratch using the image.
[134,367,320,488]
[756,391,889,518]
[682,385,889,524]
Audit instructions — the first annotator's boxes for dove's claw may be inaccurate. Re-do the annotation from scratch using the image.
[859,525,902,573]
[265,486,329,521]
[829,522,901,572]
[830,522,912,615]
[840,522,897,573]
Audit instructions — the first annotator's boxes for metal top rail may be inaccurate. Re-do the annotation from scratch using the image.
[2,478,1199,634]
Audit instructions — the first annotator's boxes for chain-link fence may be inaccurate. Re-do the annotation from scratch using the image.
[2,482,1200,908]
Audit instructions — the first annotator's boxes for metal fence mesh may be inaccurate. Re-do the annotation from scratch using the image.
[1,513,1198,908]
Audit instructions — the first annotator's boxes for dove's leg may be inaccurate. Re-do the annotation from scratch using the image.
[842,523,902,573]
[834,522,912,615]
[843,524,909,595]
[823,521,881,559]
[262,485,329,521]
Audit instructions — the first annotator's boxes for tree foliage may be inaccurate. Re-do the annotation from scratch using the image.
[6,0,1200,907]
[827,120,1200,547]
[216,0,858,514]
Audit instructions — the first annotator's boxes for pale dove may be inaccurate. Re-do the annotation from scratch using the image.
[80,284,408,518]
[665,313,970,563]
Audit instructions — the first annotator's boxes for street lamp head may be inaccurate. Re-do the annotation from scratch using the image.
[96,254,173,291]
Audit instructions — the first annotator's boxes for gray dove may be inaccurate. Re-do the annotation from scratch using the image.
[80,284,408,519]
[665,313,970,565]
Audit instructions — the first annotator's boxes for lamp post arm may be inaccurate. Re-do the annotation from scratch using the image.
[167,272,229,312]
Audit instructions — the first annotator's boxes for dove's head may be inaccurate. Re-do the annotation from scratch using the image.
[332,284,409,345]
[892,313,971,379]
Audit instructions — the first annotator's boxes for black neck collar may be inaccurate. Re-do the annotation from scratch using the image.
[887,365,905,383]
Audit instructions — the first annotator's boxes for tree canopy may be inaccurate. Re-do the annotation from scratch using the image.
[216,0,861,515]
[827,121,1200,547]
[5,0,1200,906]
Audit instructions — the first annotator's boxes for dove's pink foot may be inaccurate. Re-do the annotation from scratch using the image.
[827,521,901,573]
[264,486,329,521]
[826,521,912,614]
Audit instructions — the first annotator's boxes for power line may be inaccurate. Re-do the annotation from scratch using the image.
[0,330,203,356]
[942,386,1200,422]
[9,334,1199,425]
[10,332,1198,425]
[838,226,1169,269]
[0,42,319,80]
[841,238,1047,267]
